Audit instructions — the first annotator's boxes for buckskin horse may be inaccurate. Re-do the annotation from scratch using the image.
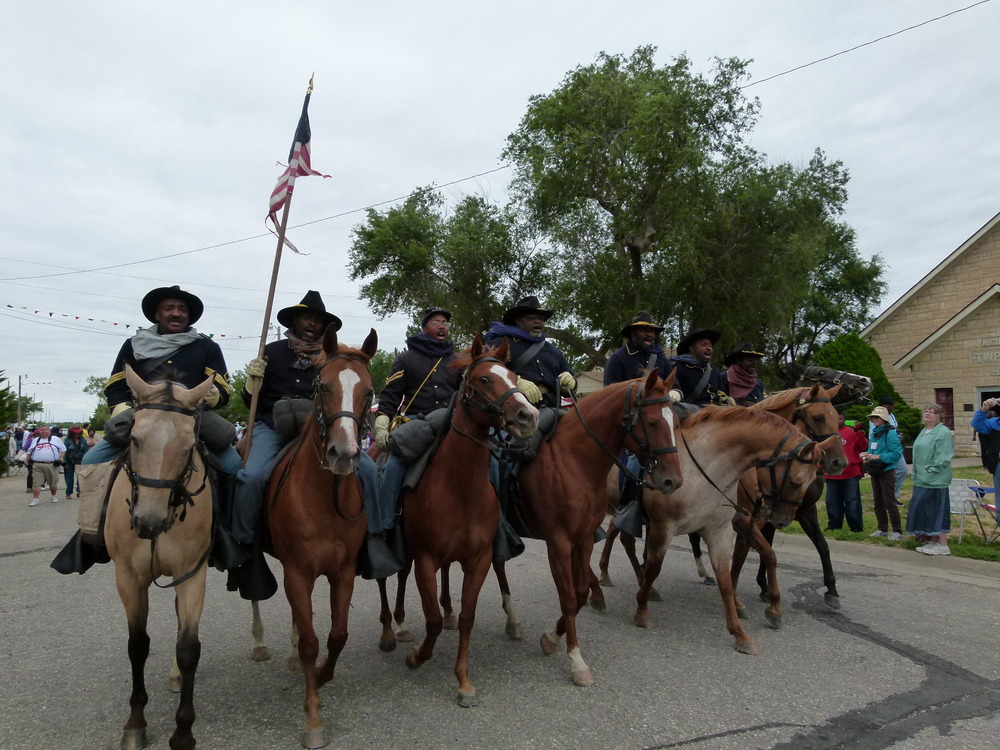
[605,406,835,654]
[379,335,538,707]
[104,365,217,750]
[515,369,683,685]
[263,326,376,749]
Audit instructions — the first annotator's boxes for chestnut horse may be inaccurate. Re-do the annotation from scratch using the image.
[381,336,538,707]
[263,326,376,749]
[517,369,683,685]
[105,365,217,750]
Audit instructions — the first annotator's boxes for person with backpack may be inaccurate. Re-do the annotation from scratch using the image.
[862,406,904,540]
[971,398,1000,524]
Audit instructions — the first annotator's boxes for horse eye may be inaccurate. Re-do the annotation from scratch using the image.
[479,376,490,384]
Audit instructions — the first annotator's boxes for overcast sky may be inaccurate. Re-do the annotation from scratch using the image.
[2,1,997,422]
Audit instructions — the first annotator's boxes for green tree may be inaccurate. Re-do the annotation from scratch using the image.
[15,394,43,423]
[217,368,249,424]
[84,375,110,428]
[0,371,16,425]
[370,349,398,396]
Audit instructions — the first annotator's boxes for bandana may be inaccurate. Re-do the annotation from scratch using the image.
[488,321,546,343]
[285,329,323,369]
[726,363,758,400]
[130,327,203,361]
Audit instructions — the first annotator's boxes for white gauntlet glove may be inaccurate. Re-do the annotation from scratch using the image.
[202,386,221,409]
[668,389,683,404]
[244,357,267,396]
[557,371,577,393]
[516,376,542,404]
[374,414,391,452]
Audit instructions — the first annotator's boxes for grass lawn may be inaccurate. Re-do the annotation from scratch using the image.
[780,465,1000,562]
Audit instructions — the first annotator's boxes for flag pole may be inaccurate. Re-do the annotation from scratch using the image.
[241,196,292,466]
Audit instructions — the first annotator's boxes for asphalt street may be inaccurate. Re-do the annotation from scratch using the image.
[1,471,998,750]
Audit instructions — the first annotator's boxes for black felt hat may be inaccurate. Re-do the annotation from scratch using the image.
[620,311,665,339]
[502,296,553,326]
[141,286,205,325]
[420,306,452,327]
[277,290,342,330]
[676,327,722,356]
[724,342,765,367]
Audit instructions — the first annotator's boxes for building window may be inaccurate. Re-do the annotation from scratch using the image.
[934,388,954,430]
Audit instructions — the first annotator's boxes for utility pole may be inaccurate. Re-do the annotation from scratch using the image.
[17,376,22,425]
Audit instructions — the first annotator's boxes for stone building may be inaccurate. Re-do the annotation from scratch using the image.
[860,210,1000,455]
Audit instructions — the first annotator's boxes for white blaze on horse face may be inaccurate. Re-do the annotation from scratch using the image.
[660,405,677,449]
[336,368,362,454]
[489,364,530,410]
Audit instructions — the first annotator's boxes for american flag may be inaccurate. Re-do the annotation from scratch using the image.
[268,86,330,230]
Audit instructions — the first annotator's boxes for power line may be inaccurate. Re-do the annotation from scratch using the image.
[742,0,991,89]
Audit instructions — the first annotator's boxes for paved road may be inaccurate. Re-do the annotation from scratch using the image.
[1,473,998,750]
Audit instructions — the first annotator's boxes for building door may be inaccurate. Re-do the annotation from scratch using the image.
[934,388,954,430]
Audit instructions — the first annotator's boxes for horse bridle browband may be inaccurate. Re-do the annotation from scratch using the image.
[789,394,838,442]
[312,352,374,466]
[452,355,522,452]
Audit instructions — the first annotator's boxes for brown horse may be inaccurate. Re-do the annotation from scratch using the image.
[516,369,683,685]
[381,336,538,706]
[626,407,835,653]
[263,326,376,749]
[105,365,217,750]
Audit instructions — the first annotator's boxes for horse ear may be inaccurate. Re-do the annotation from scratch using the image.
[361,328,378,359]
[124,363,154,404]
[808,382,822,399]
[184,374,216,408]
[826,382,844,398]
[496,336,510,363]
[662,368,677,392]
[642,367,659,395]
[471,333,484,359]
[322,323,339,358]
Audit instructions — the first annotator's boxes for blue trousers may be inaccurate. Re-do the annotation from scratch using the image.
[895,456,909,497]
[83,437,242,474]
[824,477,864,532]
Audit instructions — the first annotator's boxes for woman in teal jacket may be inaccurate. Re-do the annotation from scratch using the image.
[862,406,904,539]
[906,404,954,555]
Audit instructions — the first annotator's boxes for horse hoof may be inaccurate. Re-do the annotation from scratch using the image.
[442,613,458,630]
[300,726,328,749]
[539,632,559,656]
[736,605,748,621]
[634,611,652,628]
[589,595,606,612]
[599,574,614,587]
[648,587,662,602]
[701,576,716,586]
[379,636,397,653]
[765,610,783,629]
[168,674,182,693]
[505,621,523,641]
[735,640,759,655]
[571,668,596,686]
[120,727,148,750]
[457,690,479,708]
[406,648,422,670]
[824,592,841,610]
[758,591,769,603]
[251,646,271,662]
[287,655,303,673]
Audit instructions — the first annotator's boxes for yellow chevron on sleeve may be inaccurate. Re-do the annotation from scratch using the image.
[206,368,232,393]
[105,371,125,388]
[384,370,405,385]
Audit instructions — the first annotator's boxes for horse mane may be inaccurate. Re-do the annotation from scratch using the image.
[449,343,507,372]
[683,405,796,435]
[753,386,813,411]
[145,367,185,405]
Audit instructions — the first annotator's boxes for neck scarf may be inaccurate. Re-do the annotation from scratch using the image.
[285,329,323,369]
[407,332,455,357]
[488,321,546,343]
[726,363,758,399]
[131,326,203,361]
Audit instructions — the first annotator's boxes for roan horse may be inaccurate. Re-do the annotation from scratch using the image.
[603,406,836,654]
[263,326,377,749]
[516,369,683,685]
[105,364,217,750]
[379,335,539,707]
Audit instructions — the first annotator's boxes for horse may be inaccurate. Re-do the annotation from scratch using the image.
[263,325,377,749]
[104,364,218,750]
[787,363,873,406]
[515,369,683,685]
[623,407,835,653]
[377,335,538,707]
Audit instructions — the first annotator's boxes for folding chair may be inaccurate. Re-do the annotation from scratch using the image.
[970,485,1000,544]
[949,479,981,542]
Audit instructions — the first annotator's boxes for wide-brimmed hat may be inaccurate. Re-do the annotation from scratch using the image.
[277,290,342,330]
[867,406,891,421]
[141,285,204,325]
[420,306,452,327]
[724,342,765,367]
[676,327,721,356]
[502,296,553,326]
[620,311,665,339]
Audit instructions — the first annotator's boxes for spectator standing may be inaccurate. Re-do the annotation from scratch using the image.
[62,426,89,500]
[823,414,868,532]
[25,425,65,506]
[85,427,101,449]
[871,396,909,501]
[905,404,954,555]
[970,397,1000,525]
[862,406,904,540]
[14,425,26,452]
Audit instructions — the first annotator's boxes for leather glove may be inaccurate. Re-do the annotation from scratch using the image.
[244,357,267,396]
[722,395,738,407]
[516,376,542,404]
[374,414,391,452]
[110,402,132,417]
[668,389,683,404]
[202,386,221,408]
[557,371,577,393]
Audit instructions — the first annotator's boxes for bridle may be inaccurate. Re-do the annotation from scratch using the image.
[788,393,839,442]
[453,355,522,451]
[312,352,373,469]
[125,401,210,589]
[797,366,873,405]
[570,381,678,489]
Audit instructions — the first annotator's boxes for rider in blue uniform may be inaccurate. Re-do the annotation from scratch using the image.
[667,327,730,406]
[604,311,672,385]
[719,342,765,406]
